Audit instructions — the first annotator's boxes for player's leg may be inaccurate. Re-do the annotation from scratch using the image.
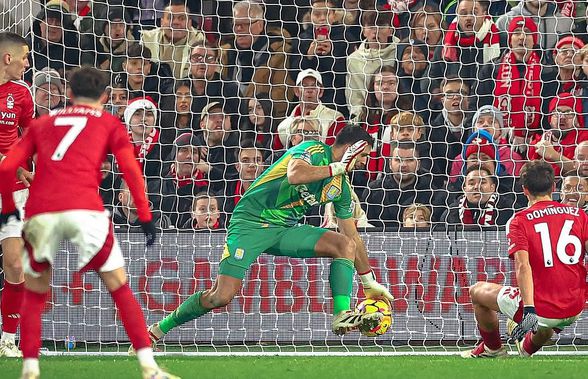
[461,281,508,358]
[0,237,25,357]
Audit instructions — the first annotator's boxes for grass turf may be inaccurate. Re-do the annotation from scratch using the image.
[2,356,588,379]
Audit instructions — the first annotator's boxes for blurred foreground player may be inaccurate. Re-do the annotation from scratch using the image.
[0,67,178,379]
[462,161,587,358]
[0,31,35,357]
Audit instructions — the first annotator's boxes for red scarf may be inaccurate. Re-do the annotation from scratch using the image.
[233,180,246,205]
[442,17,500,62]
[131,127,159,164]
[458,193,497,225]
[494,51,542,137]
[79,5,91,17]
[169,163,208,188]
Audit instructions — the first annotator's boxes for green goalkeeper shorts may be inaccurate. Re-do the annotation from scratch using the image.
[219,222,330,280]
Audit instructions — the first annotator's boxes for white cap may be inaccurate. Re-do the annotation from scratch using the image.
[296,69,323,86]
[124,97,158,126]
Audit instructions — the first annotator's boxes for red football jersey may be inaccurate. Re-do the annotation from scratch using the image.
[0,105,151,221]
[0,80,34,154]
[506,200,588,319]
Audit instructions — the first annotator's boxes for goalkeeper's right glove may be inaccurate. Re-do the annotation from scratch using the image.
[510,306,539,342]
[0,210,20,229]
[329,140,368,177]
[140,220,157,247]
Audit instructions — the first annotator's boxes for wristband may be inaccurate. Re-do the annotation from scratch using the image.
[328,162,345,177]
[523,305,536,314]
[359,271,376,285]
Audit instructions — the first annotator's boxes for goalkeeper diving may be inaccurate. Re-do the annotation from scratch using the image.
[141,124,394,346]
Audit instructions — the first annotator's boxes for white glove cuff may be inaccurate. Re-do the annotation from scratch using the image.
[359,271,376,285]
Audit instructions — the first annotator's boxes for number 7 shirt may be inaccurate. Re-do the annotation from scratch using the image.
[506,200,588,319]
[0,105,151,222]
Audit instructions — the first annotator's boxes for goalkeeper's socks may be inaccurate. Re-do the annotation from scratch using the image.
[159,291,211,334]
[1,280,24,334]
[329,258,354,315]
[19,289,48,359]
[478,326,502,350]
[522,332,541,356]
[110,283,151,351]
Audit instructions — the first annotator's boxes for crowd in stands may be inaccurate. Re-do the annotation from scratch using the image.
[23,0,588,230]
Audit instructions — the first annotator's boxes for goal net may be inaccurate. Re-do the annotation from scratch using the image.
[1,0,588,355]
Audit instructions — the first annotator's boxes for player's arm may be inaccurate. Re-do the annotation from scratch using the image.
[337,216,394,302]
[513,250,534,307]
[0,132,36,217]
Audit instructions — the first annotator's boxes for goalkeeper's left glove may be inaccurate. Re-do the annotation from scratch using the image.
[359,271,394,303]
[510,306,539,342]
[0,210,20,229]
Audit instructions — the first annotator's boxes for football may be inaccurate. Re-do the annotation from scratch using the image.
[355,298,393,337]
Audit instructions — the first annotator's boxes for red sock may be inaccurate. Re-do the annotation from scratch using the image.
[522,332,541,355]
[20,289,48,359]
[478,326,502,350]
[110,284,150,350]
[1,281,24,333]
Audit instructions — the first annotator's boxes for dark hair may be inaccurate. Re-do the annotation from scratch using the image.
[168,0,191,12]
[394,139,420,158]
[441,75,471,95]
[235,139,265,161]
[362,65,413,123]
[361,8,393,28]
[458,0,490,11]
[126,43,152,60]
[333,125,374,147]
[464,165,497,186]
[69,66,109,100]
[520,160,555,196]
[0,32,28,51]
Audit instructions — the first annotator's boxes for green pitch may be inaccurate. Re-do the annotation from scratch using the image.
[2,356,588,379]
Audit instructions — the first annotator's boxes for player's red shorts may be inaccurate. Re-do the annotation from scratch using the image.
[497,286,581,331]
[21,210,124,277]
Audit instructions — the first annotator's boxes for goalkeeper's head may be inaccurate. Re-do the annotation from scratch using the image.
[332,124,374,168]
[68,66,109,105]
[520,160,555,200]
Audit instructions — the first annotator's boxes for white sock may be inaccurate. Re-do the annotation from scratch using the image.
[23,358,40,374]
[136,347,158,369]
[1,332,16,344]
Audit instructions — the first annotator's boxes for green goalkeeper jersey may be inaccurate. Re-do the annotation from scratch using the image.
[230,141,354,227]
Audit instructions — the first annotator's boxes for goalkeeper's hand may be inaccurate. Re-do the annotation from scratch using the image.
[140,220,157,247]
[360,271,395,303]
[510,306,539,342]
[0,210,21,229]
[329,140,368,177]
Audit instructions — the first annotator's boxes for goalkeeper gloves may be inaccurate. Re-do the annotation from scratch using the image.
[359,271,395,303]
[0,210,20,229]
[329,140,368,177]
[510,306,539,342]
[140,220,157,247]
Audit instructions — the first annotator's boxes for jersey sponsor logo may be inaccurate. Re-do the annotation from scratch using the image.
[295,185,319,206]
[1,111,16,119]
[235,248,245,260]
[6,94,14,109]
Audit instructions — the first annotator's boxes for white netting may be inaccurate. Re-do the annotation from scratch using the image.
[1,0,588,354]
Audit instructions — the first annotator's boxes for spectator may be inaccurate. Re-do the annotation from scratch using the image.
[218,141,265,218]
[542,36,586,101]
[124,97,163,180]
[477,17,543,146]
[32,68,65,117]
[112,180,171,230]
[28,0,80,80]
[266,118,322,166]
[441,166,514,227]
[65,0,109,34]
[402,203,431,228]
[181,193,222,230]
[409,5,445,60]
[220,0,294,119]
[114,42,173,104]
[428,77,472,182]
[559,171,588,209]
[140,0,205,79]
[80,6,135,74]
[396,38,430,120]
[529,93,588,176]
[574,141,588,177]
[185,40,240,129]
[449,106,524,183]
[362,141,436,229]
[346,7,399,118]
[291,0,350,117]
[105,82,128,121]
[240,93,278,152]
[276,69,345,149]
[99,156,119,209]
[149,132,209,228]
[429,0,500,93]
[195,101,239,192]
[579,45,588,127]
[159,79,193,160]
[496,0,574,56]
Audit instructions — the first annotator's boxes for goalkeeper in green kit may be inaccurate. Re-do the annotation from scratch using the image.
[141,125,394,346]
